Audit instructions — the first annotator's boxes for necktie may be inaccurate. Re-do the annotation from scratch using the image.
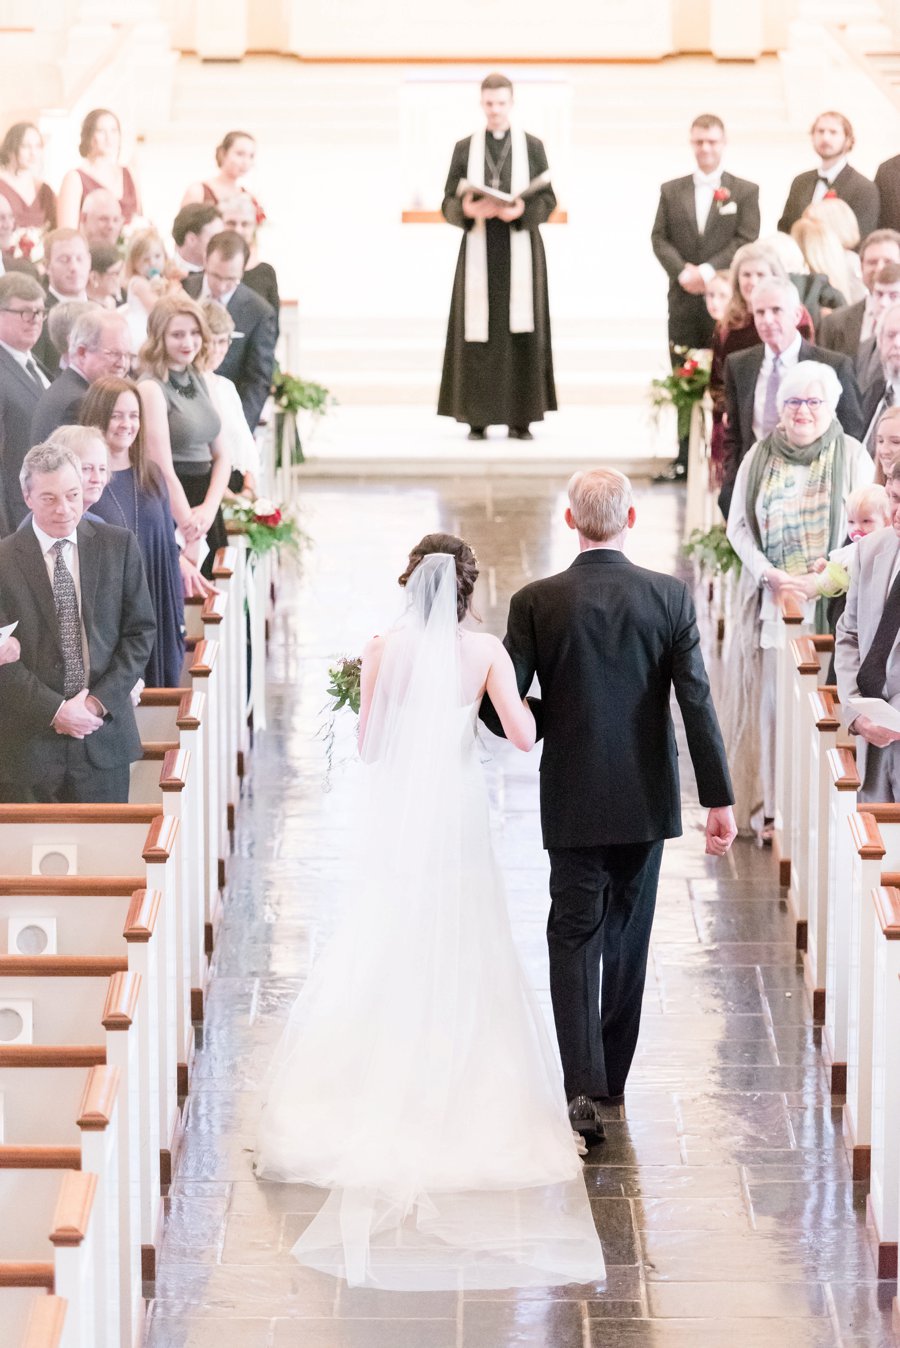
[52,539,84,699]
[24,357,42,388]
[761,354,781,436]
[866,385,895,457]
[857,564,900,697]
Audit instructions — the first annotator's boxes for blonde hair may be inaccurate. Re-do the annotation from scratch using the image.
[137,294,211,380]
[567,469,633,542]
[790,217,853,305]
[846,482,890,520]
[724,242,787,330]
[873,404,900,484]
[47,424,109,462]
[803,197,860,251]
[124,228,167,282]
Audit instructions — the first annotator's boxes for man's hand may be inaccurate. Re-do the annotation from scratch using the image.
[705,805,738,857]
[497,198,525,223]
[851,713,900,749]
[179,554,218,599]
[678,264,708,295]
[52,689,104,739]
[462,191,500,221]
[0,636,20,666]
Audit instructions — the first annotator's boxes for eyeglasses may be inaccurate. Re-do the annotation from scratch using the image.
[98,349,132,364]
[0,307,46,322]
[783,397,825,411]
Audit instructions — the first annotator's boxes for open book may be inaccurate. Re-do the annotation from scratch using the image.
[459,175,552,206]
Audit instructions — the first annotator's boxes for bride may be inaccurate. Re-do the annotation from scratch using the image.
[255,533,605,1290]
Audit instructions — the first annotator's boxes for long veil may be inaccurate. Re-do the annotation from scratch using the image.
[255,554,605,1289]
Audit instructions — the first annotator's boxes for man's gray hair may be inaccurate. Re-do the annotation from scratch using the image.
[49,300,97,360]
[68,306,129,357]
[750,274,802,312]
[0,272,44,306]
[876,302,900,346]
[776,359,842,414]
[19,441,81,495]
[567,468,633,543]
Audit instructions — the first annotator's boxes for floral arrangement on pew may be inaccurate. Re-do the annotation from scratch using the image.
[321,656,362,786]
[271,368,335,466]
[222,496,302,559]
[682,523,741,641]
[650,347,712,441]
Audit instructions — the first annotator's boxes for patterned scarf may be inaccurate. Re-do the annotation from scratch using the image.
[744,418,846,575]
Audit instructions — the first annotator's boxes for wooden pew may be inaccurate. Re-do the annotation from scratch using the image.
[786,633,835,949]
[0,1292,68,1348]
[775,595,814,887]
[180,638,226,902]
[211,545,248,811]
[184,592,232,880]
[824,747,862,1095]
[803,684,846,1021]
[869,888,900,1279]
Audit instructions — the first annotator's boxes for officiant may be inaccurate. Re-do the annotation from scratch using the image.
[437,72,557,442]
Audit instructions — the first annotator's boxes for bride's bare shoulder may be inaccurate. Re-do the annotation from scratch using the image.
[361,634,385,661]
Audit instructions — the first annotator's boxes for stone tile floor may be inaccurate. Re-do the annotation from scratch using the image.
[144,476,900,1346]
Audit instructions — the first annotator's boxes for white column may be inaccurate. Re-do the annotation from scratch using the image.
[195,0,248,58]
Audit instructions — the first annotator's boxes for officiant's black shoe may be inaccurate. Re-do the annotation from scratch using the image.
[652,462,686,483]
[508,426,533,440]
[467,427,487,440]
[567,1095,606,1143]
[593,1092,625,1107]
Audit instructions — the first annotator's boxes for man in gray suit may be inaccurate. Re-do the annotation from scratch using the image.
[836,455,900,799]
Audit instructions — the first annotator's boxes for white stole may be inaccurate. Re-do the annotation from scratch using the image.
[462,125,534,344]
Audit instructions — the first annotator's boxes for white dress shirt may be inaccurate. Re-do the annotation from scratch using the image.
[812,156,848,205]
[0,337,49,387]
[48,286,87,304]
[174,250,203,274]
[32,521,90,683]
[200,279,238,308]
[752,332,803,442]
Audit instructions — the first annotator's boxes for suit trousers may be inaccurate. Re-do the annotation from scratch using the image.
[0,738,129,804]
[547,838,665,1101]
[860,741,900,803]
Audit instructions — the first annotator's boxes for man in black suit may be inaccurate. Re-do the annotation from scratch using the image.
[817,229,900,373]
[859,302,900,455]
[481,469,736,1139]
[182,229,276,433]
[0,272,51,535]
[0,441,155,803]
[778,111,879,240]
[718,277,864,517]
[875,153,900,233]
[31,229,91,377]
[31,309,131,444]
[651,114,760,479]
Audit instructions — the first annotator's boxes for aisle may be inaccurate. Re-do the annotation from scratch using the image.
[144,476,897,1347]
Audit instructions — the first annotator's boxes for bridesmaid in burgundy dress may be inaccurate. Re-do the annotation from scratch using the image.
[180,130,265,224]
[0,122,57,234]
[56,109,141,230]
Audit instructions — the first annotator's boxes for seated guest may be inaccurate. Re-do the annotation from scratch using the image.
[0,440,155,803]
[80,188,123,251]
[31,308,131,442]
[0,121,56,231]
[46,300,96,373]
[220,193,279,332]
[778,111,879,240]
[32,228,91,375]
[197,298,259,496]
[835,456,900,800]
[136,295,230,578]
[719,276,864,516]
[723,360,873,837]
[170,203,222,278]
[183,229,276,432]
[860,302,900,455]
[57,108,140,229]
[818,228,900,367]
[790,217,852,310]
[87,245,123,308]
[181,131,264,219]
[0,272,51,534]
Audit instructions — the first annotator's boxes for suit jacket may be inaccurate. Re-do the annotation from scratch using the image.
[817,297,866,359]
[182,275,276,431]
[651,171,760,332]
[718,339,864,517]
[479,549,734,848]
[778,164,880,240]
[0,517,155,785]
[835,525,900,780]
[31,289,61,379]
[875,154,900,232]
[30,366,89,445]
[0,345,48,536]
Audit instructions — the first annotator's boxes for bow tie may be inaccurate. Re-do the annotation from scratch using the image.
[818,174,832,184]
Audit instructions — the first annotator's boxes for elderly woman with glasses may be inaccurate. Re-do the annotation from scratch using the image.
[723,360,874,840]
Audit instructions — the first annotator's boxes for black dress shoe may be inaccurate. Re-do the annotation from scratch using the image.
[467,427,487,440]
[593,1092,625,1107]
[567,1094,606,1143]
[652,462,686,483]
[508,427,533,440]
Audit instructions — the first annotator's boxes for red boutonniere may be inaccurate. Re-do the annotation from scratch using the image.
[823,189,838,199]
[713,186,731,204]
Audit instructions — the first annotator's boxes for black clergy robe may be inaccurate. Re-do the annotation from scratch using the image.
[437,130,557,429]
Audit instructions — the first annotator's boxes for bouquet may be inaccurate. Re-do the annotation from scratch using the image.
[271,369,335,468]
[325,656,362,716]
[650,346,712,441]
[9,226,43,265]
[223,497,301,558]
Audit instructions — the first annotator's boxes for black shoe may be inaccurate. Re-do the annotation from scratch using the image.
[508,427,533,440]
[593,1092,625,1107]
[467,427,487,440]
[567,1094,606,1143]
[652,462,687,483]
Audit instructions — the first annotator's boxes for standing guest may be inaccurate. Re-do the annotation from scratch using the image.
[136,295,230,577]
[220,193,279,332]
[874,151,900,233]
[32,228,91,375]
[765,229,846,333]
[46,424,109,522]
[480,468,736,1127]
[846,261,900,391]
[835,458,900,800]
[704,270,732,326]
[818,229,900,364]
[197,298,259,496]
[180,130,264,220]
[182,230,276,433]
[170,203,222,278]
[79,188,123,251]
[31,308,131,443]
[46,300,96,375]
[718,277,863,516]
[778,111,879,240]
[860,302,900,455]
[87,246,123,308]
[0,121,56,231]
[56,109,140,229]
[790,217,852,308]
[0,272,50,534]
[438,72,557,443]
[651,113,760,480]
[871,404,900,486]
[121,228,174,354]
[724,361,873,837]
[0,441,155,803]
[803,195,865,297]
[0,196,39,277]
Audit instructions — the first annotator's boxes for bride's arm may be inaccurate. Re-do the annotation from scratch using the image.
[485,638,536,751]
[357,636,384,750]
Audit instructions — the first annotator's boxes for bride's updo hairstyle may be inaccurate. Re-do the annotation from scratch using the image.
[398,533,479,622]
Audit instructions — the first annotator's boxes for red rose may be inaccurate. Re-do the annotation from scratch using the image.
[713,187,730,203]
[255,509,281,527]
[824,189,838,199]
[682,359,698,373]
[18,236,34,257]
[673,365,689,377]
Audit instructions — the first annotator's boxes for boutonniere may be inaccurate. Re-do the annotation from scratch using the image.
[824,189,838,199]
[713,186,731,204]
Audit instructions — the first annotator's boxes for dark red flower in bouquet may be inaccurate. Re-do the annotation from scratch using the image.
[256,509,281,527]
[674,359,699,378]
[18,235,34,258]
[713,186,730,204]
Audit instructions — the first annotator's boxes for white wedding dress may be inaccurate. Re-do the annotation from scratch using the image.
[255,554,605,1290]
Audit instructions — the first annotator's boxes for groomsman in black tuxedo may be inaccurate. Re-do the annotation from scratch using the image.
[651,114,760,479]
[481,469,736,1141]
[0,272,50,536]
[778,111,879,240]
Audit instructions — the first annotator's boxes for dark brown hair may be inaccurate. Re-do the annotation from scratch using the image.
[398,533,479,622]
[79,108,120,159]
[80,375,158,495]
[691,114,725,134]
[215,130,255,168]
[0,121,42,168]
[481,72,513,94]
[206,228,249,267]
